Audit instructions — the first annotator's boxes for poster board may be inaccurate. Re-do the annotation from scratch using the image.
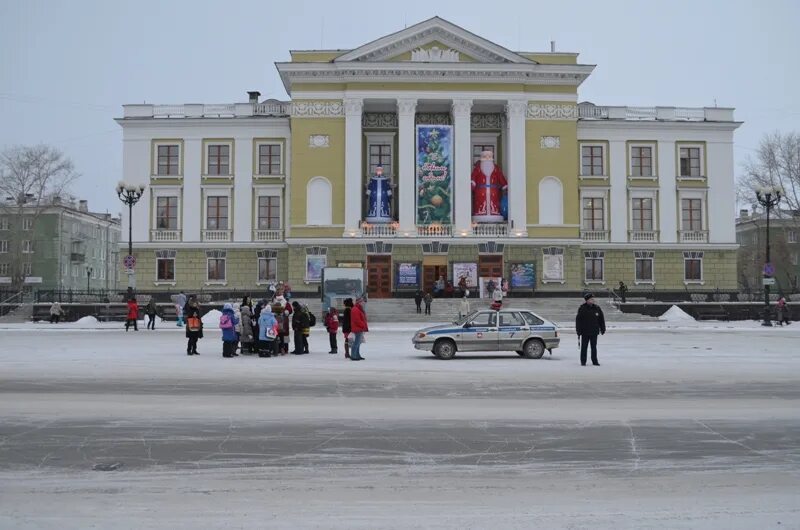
[395,262,421,290]
[509,263,536,291]
[452,262,477,292]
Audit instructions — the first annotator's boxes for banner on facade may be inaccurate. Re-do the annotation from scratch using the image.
[396,262,421,289]
[542,255,564,281]
[416,125,453,225]
[452,262,478,291]
[509,263,536,290]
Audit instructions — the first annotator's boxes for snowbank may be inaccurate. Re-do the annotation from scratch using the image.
[73,316,99,325]
[201,309,222,325]
[661,305,695,322]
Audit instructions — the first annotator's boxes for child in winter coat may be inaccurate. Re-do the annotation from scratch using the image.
[324,307,340,354]
[257,308,278,357]
[240,305,255,353]
[125,298,139,331]
[219,303,240,358]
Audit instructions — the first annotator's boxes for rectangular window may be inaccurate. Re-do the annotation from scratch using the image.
[581,145,604,176]
[257,196,281,230]
[22,217,33,231]
[206,197,228,230]
[585,258,604,281]
[369,144,392,176]
[157,258,175,281]
[472,144,496,164]
[22,240,33,253]
[679,147,702,177]
[791,252,798,266]
[684,259,702,281]
[631,146,653,177]
[258,144,282,175]
[22,262,32,276]
[635,258,653,282]
[156,196,178,229]
[788,231,797,244]
[0,218,8,230]
[207,258,226,281]
[631,198,653,231]
[0,263,8,275]
[582,198,605,230]
[0,240,7,253]
[207,144,230,176]
[157,144,180,175]
[681,198,703,231]
[258,257,278,282]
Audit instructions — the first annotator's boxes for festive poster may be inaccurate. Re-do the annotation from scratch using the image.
[396,262,420,288]
[452,263,478,290]
[510,263,536,289]
[543,254,564,281]
[416,125,453,225]
[305,255,327,282]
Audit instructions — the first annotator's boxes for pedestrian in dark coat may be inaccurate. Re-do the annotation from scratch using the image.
[423,292,433,315]
[575,293,606,366]
[145,299,158,330]
[240,305,255,353]
[414,290,423,314]
[342,298,353,359]
[291,301,310,354]
[184,297,203,355]
[125,298,139,331]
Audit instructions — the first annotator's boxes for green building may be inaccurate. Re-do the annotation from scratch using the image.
[736,208,800,294]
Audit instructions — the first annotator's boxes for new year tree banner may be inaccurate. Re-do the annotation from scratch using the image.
[416,125,453,225]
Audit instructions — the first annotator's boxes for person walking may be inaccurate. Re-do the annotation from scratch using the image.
[459,293,471,320]
[423,291,433,315]
[342,298,353,359]
[324,307,340,354]
[575,293,606,366]
[257,305,278,357]
[291,301,309,354]
[145,298,158,330]
[240,304,255,353]
[175,291,187,327]
[414,290,423,314]
[219,303,239,358]
[618,281,628,304]
[776,296,791,326]
[125,298,139,331]
[49,301,64,323]
[349,296,368,361]
[184,296,203,355]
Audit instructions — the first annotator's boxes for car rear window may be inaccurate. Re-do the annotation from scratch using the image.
[522,312,544,326]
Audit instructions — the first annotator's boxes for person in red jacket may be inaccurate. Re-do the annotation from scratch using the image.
[349,296,368,361]
[125,298,139,331]
[324,307,340,354]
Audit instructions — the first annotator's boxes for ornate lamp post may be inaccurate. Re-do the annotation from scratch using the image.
[86,266,93,293]
[755,186,782,326]
[116,181,146,297]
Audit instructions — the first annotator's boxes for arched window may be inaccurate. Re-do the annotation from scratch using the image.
[539,176,563,225]
[306,177,332,225]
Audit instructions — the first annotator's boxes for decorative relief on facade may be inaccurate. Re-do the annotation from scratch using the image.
[308,135,330,148]
[362,113,398,128]
[471,113,505,130]
[411,46,460,62]
[526,103,578,120]
[353,27,511,64]
[290,101,344,118]
[415,113,451,125]
[540,136,561,149]
[343,98,364,116]
[450,99,473,117]
[396,99,418,115]
[505,100,528,118]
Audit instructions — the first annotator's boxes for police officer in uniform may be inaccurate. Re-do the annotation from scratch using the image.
[575,293,606,366]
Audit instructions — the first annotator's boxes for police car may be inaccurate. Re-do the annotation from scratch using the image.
[412,308,560,360]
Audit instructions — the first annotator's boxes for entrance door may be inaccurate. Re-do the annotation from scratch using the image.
[423,265,447,293]
[366,256,392,298]
[478,255,503,279]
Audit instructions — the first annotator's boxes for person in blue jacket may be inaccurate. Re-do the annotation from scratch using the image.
[257,306,278,357]
[220,303,240,358]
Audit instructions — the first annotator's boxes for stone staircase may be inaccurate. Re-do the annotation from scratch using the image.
[0,302,34,323]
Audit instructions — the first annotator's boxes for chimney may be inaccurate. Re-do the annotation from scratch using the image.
[247,91,261,104]
[739,209,749,219]
[550,40,556,52]
[78,200,88,212]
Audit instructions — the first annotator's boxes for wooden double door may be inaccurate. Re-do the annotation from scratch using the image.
[366,255,392,298]
[478,255,504,279]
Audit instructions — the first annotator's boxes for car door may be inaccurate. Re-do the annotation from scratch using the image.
[461,311,498,351]
[498,311,529,351]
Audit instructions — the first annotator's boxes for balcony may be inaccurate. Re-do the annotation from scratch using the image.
[580,230,609,242]
[577,103,733,122]
[470,223,509,237]
[679,230,709,243]
[150,229,181,242]
[628,230,659,242]
[253,229,284,241]
[417,224,452,237]
[360,223,397,238]
[124,101,291,119]
[202,229,232,242]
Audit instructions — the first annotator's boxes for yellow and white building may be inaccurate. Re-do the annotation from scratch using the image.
[117,17,741,297]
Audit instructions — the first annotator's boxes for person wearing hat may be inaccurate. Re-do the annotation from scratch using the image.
[575,293,606,366]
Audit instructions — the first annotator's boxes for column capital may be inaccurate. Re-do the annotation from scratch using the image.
[396,98,417,115]
[343,97,364,116]
[505,99,528,118]
[451,99,473,117]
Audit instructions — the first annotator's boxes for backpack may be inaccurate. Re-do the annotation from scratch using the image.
[308,311,317,327]
[219,314,233,330]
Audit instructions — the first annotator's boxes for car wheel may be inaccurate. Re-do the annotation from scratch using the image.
[522,339,545,359]
[433,339,456,360]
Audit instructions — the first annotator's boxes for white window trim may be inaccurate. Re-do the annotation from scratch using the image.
[205,257,227,285]
[583,251,605,284]
[254,187,283,231]
[152,141,183,178]
[256,256,279,284]
[677,143,705,179]
[151,187,183,231]
[787,230,797,244]
[155,256,176,283]
[254,140,285,177]
[22,217,33,231]
[633,251,655,284]
[203,140,234,178]
[22,240,33,254]
[579,189,609,231]
[365,132,396,178]
[628,142,657,179]
[471,132,500,164]
[202,186,233,232]
[683,255,704,285]
[629,190,658,232]
[0,218,8,230]
[0,240,7,253]
[678,190,708,232]
[579,142,608,178]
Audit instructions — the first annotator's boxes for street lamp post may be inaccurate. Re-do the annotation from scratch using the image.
[755,186,782,326]
[86,266,93,293]
[116,182,146,298]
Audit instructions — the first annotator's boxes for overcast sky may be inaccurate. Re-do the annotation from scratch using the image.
[1,0,798,214]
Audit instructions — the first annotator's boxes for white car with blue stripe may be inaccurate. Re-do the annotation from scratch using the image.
[412,309,560,360]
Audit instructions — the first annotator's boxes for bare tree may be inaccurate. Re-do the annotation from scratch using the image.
[738,131,800,215]
[0,145,78,290]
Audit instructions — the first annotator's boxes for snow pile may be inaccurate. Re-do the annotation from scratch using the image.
[661,305,695,322]
[73,316,99,325]
[201,309,222,325]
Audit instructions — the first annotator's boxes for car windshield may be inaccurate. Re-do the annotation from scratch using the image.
[455,310,479,325]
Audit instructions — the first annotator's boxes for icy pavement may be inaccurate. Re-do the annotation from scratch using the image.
[1,321,799,529]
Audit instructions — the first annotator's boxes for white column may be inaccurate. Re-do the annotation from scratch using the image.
[505,99,528,236]
[658,140,677,243]
[609,140,627,242]
[397,98,417,234]
[182,138,202,242]
[344,97,364,234]
[233,137,252,242]
[451,99,473,235]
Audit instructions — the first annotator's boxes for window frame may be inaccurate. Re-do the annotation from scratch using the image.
[257,256,278,283]
[153,142,182,176]
[582,197,605,231]
[156,257,175,282]
[155,196,179,230]
[207,257,226,283]
[584,251,605,284]
[634,251,655,284]
[205,195,229,231]
[22,240,34,254]
[206,143,231,176]
[683,251,704,284]
[0,240,7,253]
[0,263,9,275]
[580,143,606,177]
[677,143,705,179]
[256,195,282,230]
[254,140,285,177]
[22,217,33,231]
[0,218,8,231]
[628,142,657,178]
[681,197,704,232]
[631,197,654,231]
[22,262,32,276]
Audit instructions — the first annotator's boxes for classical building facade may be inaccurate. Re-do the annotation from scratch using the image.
[118,17,740,297]
[736,208,800,294]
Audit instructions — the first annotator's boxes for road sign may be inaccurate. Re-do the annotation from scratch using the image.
[763,262,775,276]
[123,255,136,269]
[762,277,776,286]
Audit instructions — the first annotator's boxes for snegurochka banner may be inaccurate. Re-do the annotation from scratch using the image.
[416,124,453,225]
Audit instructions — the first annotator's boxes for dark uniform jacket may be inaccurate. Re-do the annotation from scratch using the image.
[575,302,606,336]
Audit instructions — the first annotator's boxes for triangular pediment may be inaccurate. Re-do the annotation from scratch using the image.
[334,17,534,65]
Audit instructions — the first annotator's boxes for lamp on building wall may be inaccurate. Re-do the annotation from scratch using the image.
[755,186,782,326]
[116,181,146,298]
